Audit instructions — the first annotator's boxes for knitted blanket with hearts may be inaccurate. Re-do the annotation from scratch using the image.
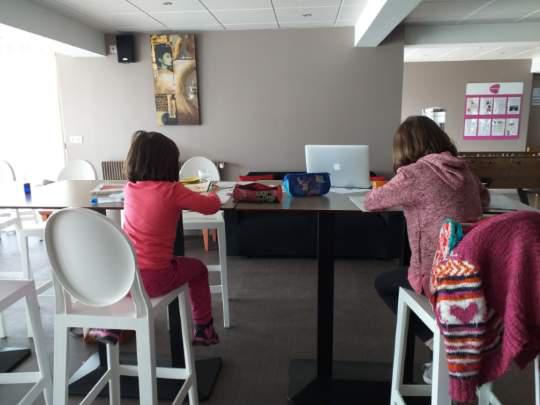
[431,211,540,402]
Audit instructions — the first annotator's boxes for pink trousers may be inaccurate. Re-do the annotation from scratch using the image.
[140,257,212,325]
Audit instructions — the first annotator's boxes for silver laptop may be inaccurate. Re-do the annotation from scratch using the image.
[305,145,371,188]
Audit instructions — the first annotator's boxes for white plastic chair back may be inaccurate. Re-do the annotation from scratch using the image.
[180,157,220,181]
[45,208,148,312]
[57,160,97,181]
[0,160,16,183]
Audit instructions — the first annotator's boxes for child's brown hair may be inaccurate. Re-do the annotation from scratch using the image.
[124,130,180,182]
[393,116,457,171]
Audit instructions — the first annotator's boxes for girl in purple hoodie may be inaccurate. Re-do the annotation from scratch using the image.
[366,116,490,346]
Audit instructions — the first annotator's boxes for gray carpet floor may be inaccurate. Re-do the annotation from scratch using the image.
[0,231,535,404]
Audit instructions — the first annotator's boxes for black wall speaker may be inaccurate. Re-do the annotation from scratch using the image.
[116,34,135,63]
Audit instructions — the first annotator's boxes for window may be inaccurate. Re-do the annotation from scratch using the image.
[0,35,65,182]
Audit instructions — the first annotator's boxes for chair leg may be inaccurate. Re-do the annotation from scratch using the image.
[202,229,209,252]
[0,312,6,338]
[16,232,30,278]
[478,382,494,405]
[217,224,230,328]
[431,331,451,405]
[390,291,409,405]
[16,232,35,338]
[25,292,53,405]
[53,319,69,405]
[107,342,121,405]
[179,290,199,405]
[535,356,539,405]
[106,210,122,227]
[211,229,217,243]
[136,320,158,405]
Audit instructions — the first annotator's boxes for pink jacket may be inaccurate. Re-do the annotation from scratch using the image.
[123,181,220,270]
[365,152,489,296]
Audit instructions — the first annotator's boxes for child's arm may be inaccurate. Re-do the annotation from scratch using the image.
[365,170,416,211]
[175,183,221,215]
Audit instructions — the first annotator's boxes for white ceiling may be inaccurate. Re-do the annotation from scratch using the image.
[406,0,540,25]
[405,0,540,62]
[405,42,540,62]
[32,0,368,32]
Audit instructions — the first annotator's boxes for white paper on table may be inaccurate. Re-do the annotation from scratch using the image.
[215,181,251,189]
[217,190,232,204]
[488,193,536,212]
[349,195,367,211]
[331,187,370,194]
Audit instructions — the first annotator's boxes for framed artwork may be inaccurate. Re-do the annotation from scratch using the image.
[150,34,200,126]
[463,82,523,140]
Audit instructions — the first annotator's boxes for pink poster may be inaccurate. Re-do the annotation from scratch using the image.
[463,82,523,140]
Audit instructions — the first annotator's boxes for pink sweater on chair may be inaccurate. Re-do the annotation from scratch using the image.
[432,211,540,401]
[365,152,489,296]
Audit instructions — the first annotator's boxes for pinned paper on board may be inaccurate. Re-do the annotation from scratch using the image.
[463,82,523,140]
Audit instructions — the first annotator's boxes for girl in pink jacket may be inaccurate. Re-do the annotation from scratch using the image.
[366,116,489,346]
[90,131,221,345]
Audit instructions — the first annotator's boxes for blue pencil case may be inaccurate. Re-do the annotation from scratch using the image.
[283,172,331,197]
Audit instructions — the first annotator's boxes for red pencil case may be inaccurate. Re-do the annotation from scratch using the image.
[233,183,283,203]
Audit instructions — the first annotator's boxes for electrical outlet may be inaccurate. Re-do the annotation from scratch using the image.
[69,136,83,144]
[109,44,117,55]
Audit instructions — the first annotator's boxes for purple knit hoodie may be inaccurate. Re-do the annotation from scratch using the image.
[365,152,490,296]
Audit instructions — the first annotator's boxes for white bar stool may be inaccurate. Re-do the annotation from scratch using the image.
[45,208,199,405]
[183,211,230,328]
[391,287,450,405]
[0,280,52,405]
[391,288,540,405]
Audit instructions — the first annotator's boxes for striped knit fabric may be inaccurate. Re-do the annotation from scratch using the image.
[431,220,503,402]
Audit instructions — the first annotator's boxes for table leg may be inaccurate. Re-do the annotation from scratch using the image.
[288,212,428,405]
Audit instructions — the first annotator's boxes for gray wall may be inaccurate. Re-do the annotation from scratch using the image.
[402,60,533,152]
[528,74,540,148]
[57,27,404,179]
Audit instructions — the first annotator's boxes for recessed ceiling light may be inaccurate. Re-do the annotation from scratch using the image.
[163,1,173,5]
[302,13,312,17]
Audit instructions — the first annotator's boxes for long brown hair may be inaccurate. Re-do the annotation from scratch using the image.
[124,130,180,182]
[393,116,457,171]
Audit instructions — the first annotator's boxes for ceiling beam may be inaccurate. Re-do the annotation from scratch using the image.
[405,22,540,46]
[354,0,422,47]
[0,0,105,56]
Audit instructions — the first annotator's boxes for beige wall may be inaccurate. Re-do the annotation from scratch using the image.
[57,27,404,179]
[402,60,533,152]
[528,74,540,148]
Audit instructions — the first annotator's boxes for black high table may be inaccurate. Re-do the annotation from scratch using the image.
[224,189,402,405]
[224,185,532,405]
[0,180,222,401]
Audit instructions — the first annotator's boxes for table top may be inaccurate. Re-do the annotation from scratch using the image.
[0,180,534,214]
[221,181,535,214]
[0,180,125,210]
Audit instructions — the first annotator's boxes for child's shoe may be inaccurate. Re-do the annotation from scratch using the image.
[87,329,121,345]
[193,319,219,346]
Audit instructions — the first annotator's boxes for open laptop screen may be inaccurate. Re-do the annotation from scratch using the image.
[305,145,370,188]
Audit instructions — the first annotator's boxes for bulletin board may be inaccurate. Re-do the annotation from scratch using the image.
[463,82,523,140]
